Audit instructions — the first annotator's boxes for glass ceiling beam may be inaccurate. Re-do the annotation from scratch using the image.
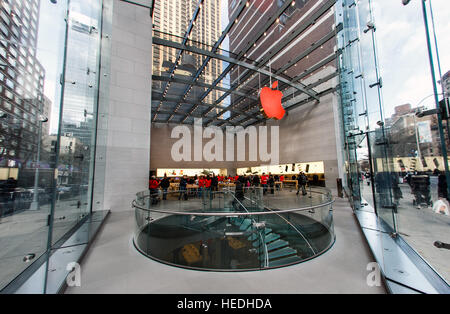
[203,0,337,124]
[240,86,339,128]
[173,0,249,123]
[152,109,239,126]
[238,0,337,81]
[153,37,319,99]
[219,69,340,127]
[208,24,343,126]
[196,0,305,118]
[152,75,259,101]
[153,0,204,118]
[275,23,343,76]
[152,91,262,122]
[162,0,312,123]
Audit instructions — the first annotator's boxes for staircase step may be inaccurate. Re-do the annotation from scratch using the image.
[252,239,262,248]
[264,233,281,244]
[248,233,259,241]
[267,239,289,251]
[248,228,273,242]
[268,255,301,267]
[268,247,297,260]
[239,219,252,231]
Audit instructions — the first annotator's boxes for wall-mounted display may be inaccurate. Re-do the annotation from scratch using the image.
[237,161,324,176]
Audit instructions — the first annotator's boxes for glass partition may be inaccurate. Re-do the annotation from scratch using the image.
[0,0,69,292]
[338,0,450,287]
[0,0,107,293]
[133,186,335,271]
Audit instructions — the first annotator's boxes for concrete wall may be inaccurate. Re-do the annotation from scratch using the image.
[94,0,152,212]
[150,123,237,175]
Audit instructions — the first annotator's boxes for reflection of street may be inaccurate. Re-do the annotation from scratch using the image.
[361,178,450,283]
[360,179,375,212]
[0,198,87,290]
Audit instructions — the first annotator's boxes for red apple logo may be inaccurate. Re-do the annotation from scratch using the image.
[259,81,285,120]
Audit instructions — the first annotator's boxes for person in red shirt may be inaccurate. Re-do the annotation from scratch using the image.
[149,176,159,204]
[261,173,268,195]
[280,175,284,182]
[234,175,239,182]
[198,176,205,198]
[205,175,212,199]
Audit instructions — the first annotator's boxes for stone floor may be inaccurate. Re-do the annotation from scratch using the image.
[65,193,386,294]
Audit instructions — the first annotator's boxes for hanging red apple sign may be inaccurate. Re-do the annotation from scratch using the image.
[259,81,285,120]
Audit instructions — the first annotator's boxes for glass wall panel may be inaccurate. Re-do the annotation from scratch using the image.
[0,0,68,292]
[339,0,450,285]
[0,0,107,293]
[52,0,102,247]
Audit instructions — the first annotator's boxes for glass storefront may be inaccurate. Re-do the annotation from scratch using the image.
[338,0,450,288]
[0,0,108,293]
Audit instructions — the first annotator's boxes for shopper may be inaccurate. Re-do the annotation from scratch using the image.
[261,173,268,195]
[160,174,170,200]
[179,175,188,200]
[211,173,218,198]
[198,175,205,198]
[233,176,245,211]
[296,172,308,196]
[269,175,275,194]
[205,175,212,199]
[149,175,159,205]
[252,175,260,187]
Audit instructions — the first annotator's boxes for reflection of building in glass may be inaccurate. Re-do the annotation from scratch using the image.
[153,0,223,106]
[385,103,444,172]
[0,0,47,168]
[57,4,101,190]
[43,135,83,185]
[63,117,95,147]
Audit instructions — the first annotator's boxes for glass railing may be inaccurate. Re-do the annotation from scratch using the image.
[133,186,334,271]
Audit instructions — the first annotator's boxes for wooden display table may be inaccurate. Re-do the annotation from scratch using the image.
[219,182,235,188]
[283,180,298,189]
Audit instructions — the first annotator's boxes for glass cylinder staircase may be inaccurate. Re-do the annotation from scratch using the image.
[133,186,335,271]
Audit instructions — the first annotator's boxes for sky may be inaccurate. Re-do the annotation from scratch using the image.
[36,0,67,135]
[373,0,450,117]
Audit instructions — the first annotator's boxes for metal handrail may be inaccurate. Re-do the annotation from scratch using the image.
[132,187,334,216]
[132,198,334,216]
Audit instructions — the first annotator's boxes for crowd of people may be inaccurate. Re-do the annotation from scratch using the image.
[148,172,310,203]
